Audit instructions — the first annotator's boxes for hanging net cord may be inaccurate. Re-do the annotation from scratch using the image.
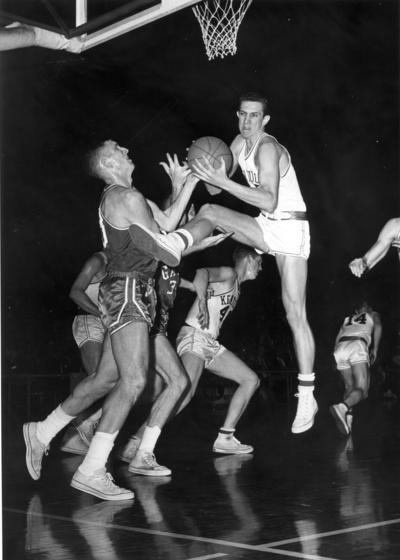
[192,0,253,60]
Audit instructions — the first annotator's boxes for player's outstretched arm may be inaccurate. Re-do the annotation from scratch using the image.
[148,158,199,232]
[349,218,400,277]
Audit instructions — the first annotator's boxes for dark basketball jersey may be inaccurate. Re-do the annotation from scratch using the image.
[156,264,180,311]
[98,184,158,277]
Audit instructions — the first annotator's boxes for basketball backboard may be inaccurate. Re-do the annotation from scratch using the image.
[0,0,200,51]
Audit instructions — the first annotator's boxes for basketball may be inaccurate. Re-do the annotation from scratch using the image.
[187,136,233,174]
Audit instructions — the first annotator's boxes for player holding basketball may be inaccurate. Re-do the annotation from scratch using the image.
[190,92,317,434]
[330,301,382,435]
[349,217,400,277]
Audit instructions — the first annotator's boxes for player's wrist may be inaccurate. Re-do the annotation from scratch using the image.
[361,256,369,271]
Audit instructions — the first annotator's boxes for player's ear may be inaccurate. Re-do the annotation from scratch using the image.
[262,114,271,127]
[236,110,241,118]
[99,156,113,170]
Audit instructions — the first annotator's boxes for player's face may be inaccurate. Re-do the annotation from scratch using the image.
[246,255,263,279]
[106,140,135,173]
[237,101,270,139]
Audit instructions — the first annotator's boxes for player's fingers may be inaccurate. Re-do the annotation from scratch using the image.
[159,161,171,176]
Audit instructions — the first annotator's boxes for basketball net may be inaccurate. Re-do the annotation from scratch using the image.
[192,0,253,61]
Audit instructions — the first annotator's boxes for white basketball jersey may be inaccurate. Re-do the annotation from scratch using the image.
[185,277,240,339]
[237,132,306,214]
[336,311,374,347]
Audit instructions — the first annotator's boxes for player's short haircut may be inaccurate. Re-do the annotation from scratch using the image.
[353,300,373,314]
[233,245,259,265]
[87,140,115,179]
[239,92,269,115]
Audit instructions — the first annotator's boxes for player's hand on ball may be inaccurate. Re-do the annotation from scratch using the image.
[159,153,190,192]
[192,156,227,186]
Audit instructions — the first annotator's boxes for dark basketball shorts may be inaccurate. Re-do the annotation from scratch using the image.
[99,271,156,336]
[151,307,170,337]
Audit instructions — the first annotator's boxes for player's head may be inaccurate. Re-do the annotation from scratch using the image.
[87,140,134,181]
[233,245,262,280]
[239,92,269,115]
[237,92,270,138]
[354,300,373,314]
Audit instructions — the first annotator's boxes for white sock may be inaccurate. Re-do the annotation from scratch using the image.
[78,431,118,476]
[36,405,76,446]
[218,428,235,439]
[138,426,161,453]
[298,373,315,391]
[174,228,194,249]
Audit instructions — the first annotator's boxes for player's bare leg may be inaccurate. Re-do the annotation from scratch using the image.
[275,254,317,433]
[207,350,259,454]
[330,363,369,436]
[127,335,189,476]
[70,322,150,500]
[194,204,267,251]
[61,340,104,455]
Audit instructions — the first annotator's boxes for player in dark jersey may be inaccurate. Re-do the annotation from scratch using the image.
[23,141,228,500]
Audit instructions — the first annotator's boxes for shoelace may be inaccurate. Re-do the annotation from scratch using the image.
[143,453,159,467]
[294,393,313,416]
[95,471,117,489]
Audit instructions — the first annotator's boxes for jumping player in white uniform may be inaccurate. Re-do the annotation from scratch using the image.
[175,246,262,454]
[190,92,317,434]
[349,217,400,277]
[330,302,382,435]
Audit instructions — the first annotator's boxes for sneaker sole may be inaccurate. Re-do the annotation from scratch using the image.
[70,479,134,501]
[129,225,180,267]
[23,423,40,480]
[117,454,133,463]
[330,406,350,436]
[60,445,88,456]
[291,405,319,434]
[213,447,253,455]
[128,466,172,477]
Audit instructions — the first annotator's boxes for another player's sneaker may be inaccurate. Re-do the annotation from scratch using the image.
[117,436,140,463]
[60,427,89,456]
[128,450,171,477]
[330,403,350,436]
[71,468,134,501]
[129,224,184,267]
[291,391,318,434]
[213,436,253,455]
[23,422,49,480]
[346,413,353,433]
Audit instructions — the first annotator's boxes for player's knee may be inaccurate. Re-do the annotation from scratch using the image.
[175,372,189,396]
[246,373,260,393]
[120,374,147,401]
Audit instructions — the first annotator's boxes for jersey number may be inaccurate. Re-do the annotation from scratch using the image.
[346,313,367,326]
[219,305,230,323]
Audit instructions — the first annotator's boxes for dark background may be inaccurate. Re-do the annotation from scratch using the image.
[1,0,399,391]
